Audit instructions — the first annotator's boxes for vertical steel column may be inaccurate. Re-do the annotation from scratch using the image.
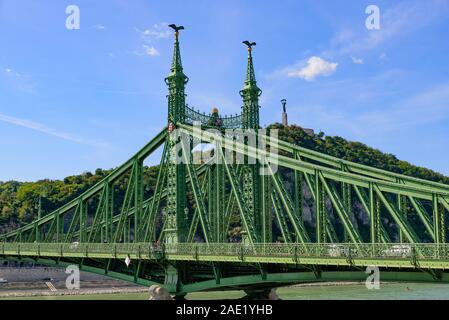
[208,165,215,242]
[433,194,446,244]
[216,163,225,243]
[79,199,87,243]
[340,164,351,242]
[260,132,272,244]
[34,222,39,243]
[369,183,381,243]
[396,178,407,243]
[294,169,303,222]
[134,158,143,242]
[440,200,446,244]
[397,194,407,243]
[35,197,42,242]
[128,218,132,243]
[342,183,351,242]
[123,218,128,243]
[56,212,60,242]
[261,170,272,243]
[315,170,326,243]
[242,165,260,242]
[104,182,113,243]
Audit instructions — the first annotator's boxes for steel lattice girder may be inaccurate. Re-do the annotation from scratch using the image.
[263,132,449,195]
[1,139,215,244]
[179,124,447,244]
[2,123,448,247]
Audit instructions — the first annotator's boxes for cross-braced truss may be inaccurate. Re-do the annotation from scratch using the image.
[1,26,449,295]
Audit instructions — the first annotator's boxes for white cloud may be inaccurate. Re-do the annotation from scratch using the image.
[4,68,20,77]
[351,56,364,64]
[131,22,168,58]
[135,22,171,42]
[131,45,160,57]
[143,45,159,56]
[287,56,338,81]
[0,113,107,148]
[94,24,106,30]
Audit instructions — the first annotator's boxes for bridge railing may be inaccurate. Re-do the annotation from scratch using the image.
[0,242,163,258]
[1,242,448,261]
[163,243,449,261]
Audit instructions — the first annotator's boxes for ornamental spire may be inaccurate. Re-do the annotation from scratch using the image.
[241,41,260,90]
[167,24,187,79]
[165,24,188,123]
[240,40,261,129]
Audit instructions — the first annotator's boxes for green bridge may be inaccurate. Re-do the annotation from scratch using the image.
[2,24,449,298]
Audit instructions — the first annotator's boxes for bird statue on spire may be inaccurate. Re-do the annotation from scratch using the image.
[242,40,256,51]
[169,24,184,37]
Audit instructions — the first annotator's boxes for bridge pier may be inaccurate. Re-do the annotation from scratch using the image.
[242,288,280,300]
[173,293,187,300]
[164,264,181,294]
[148,285,173,300]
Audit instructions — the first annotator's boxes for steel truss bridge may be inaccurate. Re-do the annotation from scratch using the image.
[2,25,449,298]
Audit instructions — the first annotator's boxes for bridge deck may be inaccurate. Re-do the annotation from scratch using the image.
[2,243,449,270]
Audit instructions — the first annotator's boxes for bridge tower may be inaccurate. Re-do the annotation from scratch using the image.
[164,25,188,244]
[240,41,261,129]
[239,41,266,243]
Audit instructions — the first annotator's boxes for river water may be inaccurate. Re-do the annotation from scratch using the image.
[276,282,449,300]
[2,282,449,300]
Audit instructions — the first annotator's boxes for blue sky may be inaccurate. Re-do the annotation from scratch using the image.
[1,0,449,181]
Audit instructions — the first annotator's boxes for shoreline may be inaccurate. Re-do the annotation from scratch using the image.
[0,281,402,299]
[0,286,148,298]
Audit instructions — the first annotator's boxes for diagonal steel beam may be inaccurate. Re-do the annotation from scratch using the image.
[181,140,212,243]
[217,146,257,244]
[318,172,362,244]
[408,196,435,241]
[353,184,390,243]
[187,167,209,243]
[374,183,420,243]
[271,192,293,243]
[269,169,310,243]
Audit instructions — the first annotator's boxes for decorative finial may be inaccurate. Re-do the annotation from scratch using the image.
[281,99,287,113]
[168,24,184,38]
[242,40,256,52]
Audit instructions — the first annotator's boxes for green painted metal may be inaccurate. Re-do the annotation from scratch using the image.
[1,25,449,295]
[271,192,293,243]
[315,170,326,243]
[182,140,212,243]
[318,172,362,244]
[240,41,261,130]
[270,168,309,243]
[187,168,209,243]
[3,242,449,270]
[165,25,188,245]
